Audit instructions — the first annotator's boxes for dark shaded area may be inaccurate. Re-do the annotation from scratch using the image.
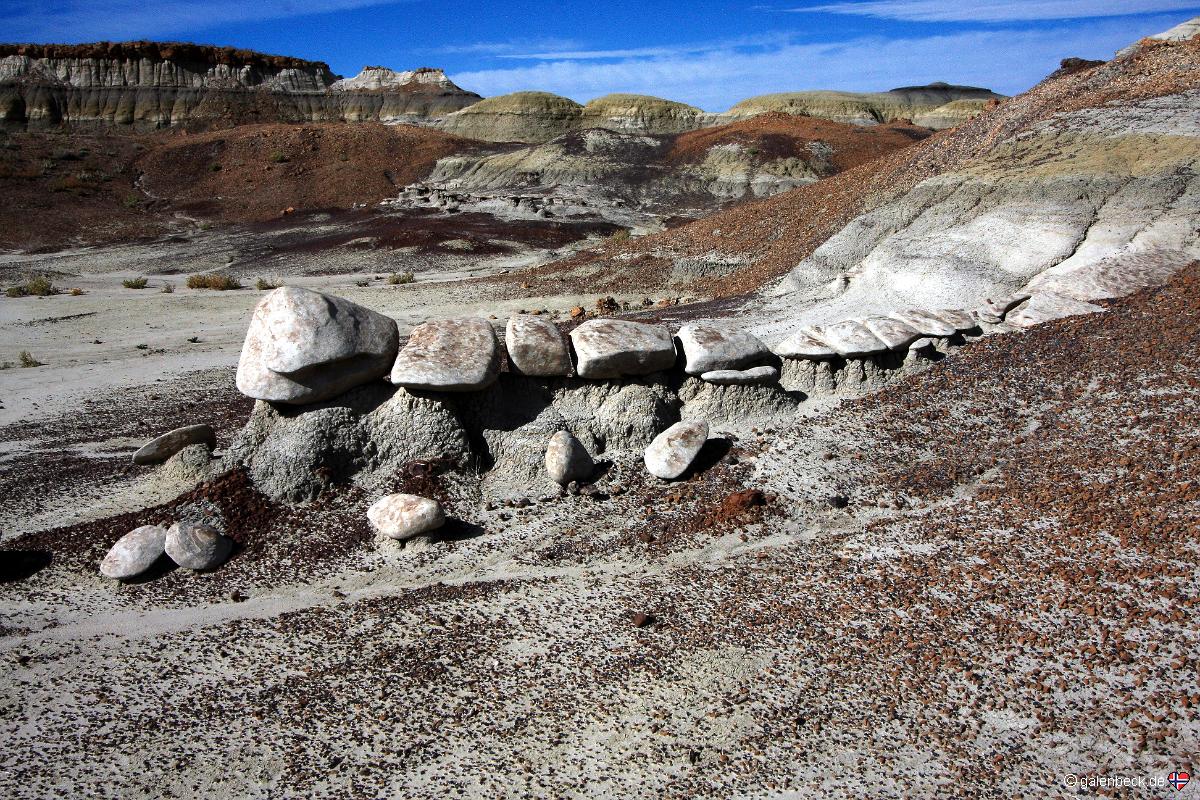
[0,550,51,583]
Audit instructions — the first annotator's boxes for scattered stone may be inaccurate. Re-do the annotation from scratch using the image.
[819,320,888,358]
[862,317,922,350]
[676,324,771,375]
[132,424,216,465]
[165,521,232,571]
[506,315,571,376]
[544,430,594,485]
[645,420,709,480]
[236,287,399,405]
[99,525,167,580]
[700,365,779,385]
[891,309,957,337]
[391,317,499,391]
[367,493,446,540]
[772,328,837,360]
[569,319,676,379]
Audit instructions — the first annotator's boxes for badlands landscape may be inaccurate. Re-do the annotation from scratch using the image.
[1,13,1199,800]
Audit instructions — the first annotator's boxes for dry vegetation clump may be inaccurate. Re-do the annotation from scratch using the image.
[5,276,58,297]
[387,271,415,285]
[255,277,280,290]
[186,273,242,290]
[121,276,148,289]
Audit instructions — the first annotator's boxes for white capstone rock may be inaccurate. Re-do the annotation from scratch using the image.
[891,309,957,337]
[773,329,837,360]
[367,494,446,540]
[976,294,1031,323]
[569,320,676,379]
[930,309,978,332]
[645,420,709,480]
[544,430,593,485]
[100,525,168,580]
[132,424,216,465]
[862,317,922,350]
[820,320,888,358]
[700,366,780,385]
[236,287,399,405]
[165,522,232,571]
[676,324,771,375]
[506,315,571,376]
[391,318,500,391]
[1006,293,1105,328]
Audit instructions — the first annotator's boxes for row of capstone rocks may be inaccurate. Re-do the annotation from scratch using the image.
[235,287,1030,407]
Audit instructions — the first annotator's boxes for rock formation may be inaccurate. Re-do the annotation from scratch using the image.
[720,83,1002,130]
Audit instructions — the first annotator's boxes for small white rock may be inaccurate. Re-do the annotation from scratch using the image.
[700,366,779,385]
[645,420,709,480]
[544,430,593,485]
[367,494,446,540]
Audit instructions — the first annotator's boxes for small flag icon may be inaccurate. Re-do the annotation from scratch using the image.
[1169,771,1191,791]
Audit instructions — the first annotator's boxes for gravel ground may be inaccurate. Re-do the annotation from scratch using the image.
[0,264,1195,799]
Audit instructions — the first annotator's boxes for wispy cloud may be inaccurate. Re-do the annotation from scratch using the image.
[798,0,1200,23]
[449,13,1187,110]
[0,0,411,43]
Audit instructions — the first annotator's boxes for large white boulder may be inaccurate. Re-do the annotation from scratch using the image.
[569,320,676,378]
[645,420,709,480]
[773,329,837,360]
[676,324,771,375]
[99,525,167,580]
[862,317,922,350]
[236,287,399,405]
[506,315,571,376]
[367,494,446,540]
[391,318,500,391]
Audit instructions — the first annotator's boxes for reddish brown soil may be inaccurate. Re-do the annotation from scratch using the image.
[666,112,929,171]
[136,123,475,223]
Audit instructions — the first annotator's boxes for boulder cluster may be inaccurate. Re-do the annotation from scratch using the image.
[100,521,232,581]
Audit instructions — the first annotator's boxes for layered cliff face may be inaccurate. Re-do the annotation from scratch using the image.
[434,91,586,142]
[0,42,481,129]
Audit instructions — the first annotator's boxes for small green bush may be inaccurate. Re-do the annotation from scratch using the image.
[122,276,148,289]
[6,276,58,297]
[387,271,415,285]
[269,151,289,164]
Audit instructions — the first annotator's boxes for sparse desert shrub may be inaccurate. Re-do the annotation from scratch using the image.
[69,287,84,296]
[186,273,242,290]
[121,195,141,209]
[6,276,58,297]
[19,350,43,368]
[355,279,370,287]
[161,283,175,293]
[608,228,631,243]
[269,151,289,163]
[387,271,415,285]
[255,277,279,291]
[122,276,148,289]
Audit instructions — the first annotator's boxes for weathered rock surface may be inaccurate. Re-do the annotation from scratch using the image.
[772,329,837,360]
[891,310,958,337]
[1006,293,1106,328]
[819,321,888,357]
[569,320,676,379]
[862,317,922,350]
[436,92,583,143]
[132,424,216,465]
[99,525,167,580]
[645,420,710,480]
[367,494,445,540]
[931,309,978,332]
[236,287,398,405]
[165,521,232,571]
[544,430,593,485]
[976,294,1031,323]
[506,315,571,376]
[720,83,1003,129]
[700,366,779,385]
[391,317,499,391]
[676,324,771,375]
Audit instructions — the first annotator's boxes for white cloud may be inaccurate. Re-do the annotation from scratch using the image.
[799,0,1200,23]
[0,0,410,43]
[449,14,1188,110]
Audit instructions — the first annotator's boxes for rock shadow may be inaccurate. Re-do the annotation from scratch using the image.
[681,437,734,479]
[0,550,52,583]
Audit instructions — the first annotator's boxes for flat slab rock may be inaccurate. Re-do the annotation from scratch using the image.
[891,309,958,337]
[237,287,399,405]
[976,294,1030,323]
[862,317,921,350]
[100,525,167,580]
[700,365,779,385]
[931,309,978,332]
[132,424,216,465]
[645,420,709,480]
[569,320,676,379]
[368,494,446,540]
[772,329,837,360]
[165,522,232,571]
[1006,292,1105,328]
[676,324,771,375]
[506,315,571,376]
[391,317,500,391]
[818,320,887,358]
[544,430,593,485]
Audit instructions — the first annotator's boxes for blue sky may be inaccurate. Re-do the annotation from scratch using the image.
[4,1,1199,109]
